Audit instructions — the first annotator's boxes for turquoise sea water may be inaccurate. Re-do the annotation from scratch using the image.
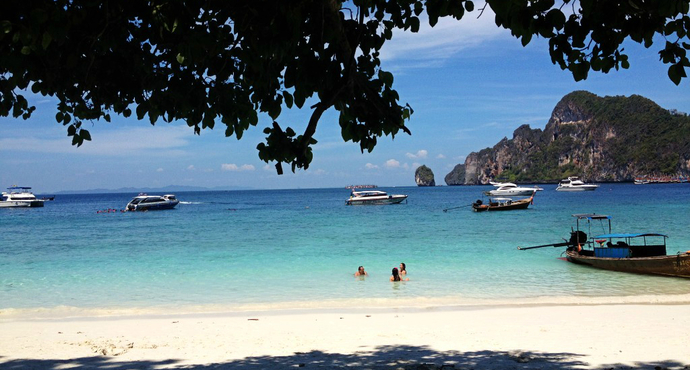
[1,184,689,316]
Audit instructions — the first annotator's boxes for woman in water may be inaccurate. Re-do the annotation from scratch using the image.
[354,266,368,277]
[399,262,407,277]
[390,267,409,282]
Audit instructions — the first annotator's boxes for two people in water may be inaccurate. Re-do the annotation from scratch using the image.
[355,262,409,281]
[390,263,409,282]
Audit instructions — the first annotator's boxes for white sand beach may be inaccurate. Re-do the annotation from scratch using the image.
[1,303,689,369]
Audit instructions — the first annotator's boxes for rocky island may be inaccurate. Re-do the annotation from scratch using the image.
[445,91,690,185]
[415,165,436,186]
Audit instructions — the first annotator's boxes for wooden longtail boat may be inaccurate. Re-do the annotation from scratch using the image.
[518,214,690,278]
[472,195,533,212]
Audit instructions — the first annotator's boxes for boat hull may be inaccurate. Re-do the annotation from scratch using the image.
[0,200,45,208]
[132,202,179,211]
[556,186,598,192]
[484,189,536,196]
[472,198,532,212]
[565,249,690,278]
[346,195,407,205]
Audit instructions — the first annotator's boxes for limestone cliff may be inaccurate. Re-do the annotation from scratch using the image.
[415,165,436,186]
[446,91,690,184]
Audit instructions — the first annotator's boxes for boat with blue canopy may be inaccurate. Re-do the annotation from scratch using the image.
[518,214,690,278]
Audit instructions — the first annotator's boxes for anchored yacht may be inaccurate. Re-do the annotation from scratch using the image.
[0,186,45,208]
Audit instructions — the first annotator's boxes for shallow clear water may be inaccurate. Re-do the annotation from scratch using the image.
[1,184,689,314]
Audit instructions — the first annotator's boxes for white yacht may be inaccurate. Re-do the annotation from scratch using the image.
[484,182,541,196]
[126,194,180,211]
[0,186,45,208]
[556,177,599,191]
[346,190,408,205]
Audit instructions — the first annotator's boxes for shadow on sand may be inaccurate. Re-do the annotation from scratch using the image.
[1,345,688,369]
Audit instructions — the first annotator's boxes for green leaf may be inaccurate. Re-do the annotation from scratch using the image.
[282,91,293,109]
[379,70,394,87]
[1,21,11,34]
[176,53,185,64]
[20,46,31,55]
[41,32,52,49]
[81,129,92,141]
[668,63,685,85]
[409,17,420,32]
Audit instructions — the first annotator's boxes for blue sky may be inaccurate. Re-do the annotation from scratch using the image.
[2,9,689,193]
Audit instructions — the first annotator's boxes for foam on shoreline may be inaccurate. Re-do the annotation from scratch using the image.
[4,292,690,321]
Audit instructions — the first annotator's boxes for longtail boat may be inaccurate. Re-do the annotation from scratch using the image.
[518,214,690,278]
[472,195,533,212]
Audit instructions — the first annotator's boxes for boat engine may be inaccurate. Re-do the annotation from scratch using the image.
[569,230,587,246]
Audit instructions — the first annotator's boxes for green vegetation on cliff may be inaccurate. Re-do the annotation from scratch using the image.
[447,91,690,184]
[415,165,436,186]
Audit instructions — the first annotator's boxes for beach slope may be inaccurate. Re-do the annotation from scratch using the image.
[1,304,689,369]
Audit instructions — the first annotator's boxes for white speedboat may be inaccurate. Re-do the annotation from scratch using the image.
[346,190,407,205]
[0,186,45,208]
[556,177,599,191]
[484,182,540,196]
[126,194,179,211]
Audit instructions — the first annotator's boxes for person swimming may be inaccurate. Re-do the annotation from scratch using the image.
[354,266,368,277]
[399,262,407,277]
[390,267,409,281]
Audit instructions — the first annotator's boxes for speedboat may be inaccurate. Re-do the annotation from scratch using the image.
[126,194,179,211]
[556,176,599,191]
[0,186,45,208]
[346,190,407,205]
[484,182,540,196]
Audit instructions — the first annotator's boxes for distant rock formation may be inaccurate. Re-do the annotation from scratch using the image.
[415,165,436,186]
[444,164,465,185]
[445,91,690,185]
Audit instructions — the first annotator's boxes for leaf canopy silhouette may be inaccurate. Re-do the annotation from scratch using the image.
[1,1,688,173]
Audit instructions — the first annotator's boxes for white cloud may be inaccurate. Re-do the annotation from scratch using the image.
[385,159,401,168]
[187,165,196,170]
[221,163,255,172]
[365,163,379,170]
[263,164,272,171]
[156,168,164,172]
[406,149,428,159]
[380,8,507,67]
[437,154,446,159]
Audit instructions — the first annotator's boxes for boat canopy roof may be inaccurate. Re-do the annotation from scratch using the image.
[572,213,611,220]
[7,186,32,190]
[593,233,668,239]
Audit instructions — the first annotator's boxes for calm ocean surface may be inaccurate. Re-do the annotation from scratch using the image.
[1,184,689,316]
